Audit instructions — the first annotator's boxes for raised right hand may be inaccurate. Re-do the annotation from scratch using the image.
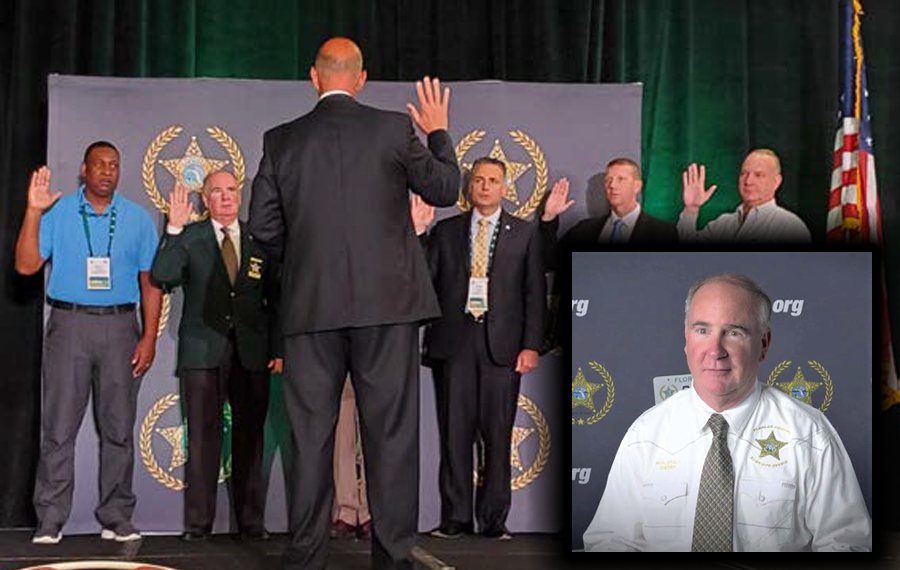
[167,182,194,229]
[27,166,61,212]
[542,177,575,222]
[406,76,450,135]
[682,163,718,214]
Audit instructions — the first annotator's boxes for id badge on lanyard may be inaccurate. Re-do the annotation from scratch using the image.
[87,257,111,290]
[466,276,489,312]
[81,205,116,291]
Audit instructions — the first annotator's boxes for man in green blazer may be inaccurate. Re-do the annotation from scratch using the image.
[151,170,281,541]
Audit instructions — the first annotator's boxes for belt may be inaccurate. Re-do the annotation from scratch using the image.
[48,298,136,315]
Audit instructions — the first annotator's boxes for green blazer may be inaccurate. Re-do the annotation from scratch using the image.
[151,219,279,372]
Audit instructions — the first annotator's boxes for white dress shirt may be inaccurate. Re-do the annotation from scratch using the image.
[320,89,353,100]
[583,381,871,552]
[677,199,811,243]
[470,207,502,255]
[598,204,642,244]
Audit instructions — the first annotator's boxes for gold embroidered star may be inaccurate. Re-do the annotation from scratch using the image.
[775,367,823,406]
[572,368,603,412]
[756,430,789,460]
[510,427,534,472]
[462,139,532,205]
[159,136,229,192]
[156,425,187,471]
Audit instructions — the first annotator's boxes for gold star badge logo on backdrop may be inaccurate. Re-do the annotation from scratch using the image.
[156,424,187,471]
[455,129,548,218]
[572,361,615,426]
[159,136,228,192]
[572,368,603,413]
[142,125,246,222]
[756,430,789,460]
[775,367,823,406]
[767,360,834,412]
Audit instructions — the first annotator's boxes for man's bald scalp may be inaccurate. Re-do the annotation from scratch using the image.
[314,37,363,75]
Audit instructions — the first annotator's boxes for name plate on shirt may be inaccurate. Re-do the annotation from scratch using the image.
[87,256,112,290]
[652,374,693,405]
[466,277,489,313]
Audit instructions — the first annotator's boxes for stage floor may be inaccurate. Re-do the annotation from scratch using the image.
[0,531,562,570]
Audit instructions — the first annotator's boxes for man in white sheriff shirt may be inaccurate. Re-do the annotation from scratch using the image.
[677,149,811,243]
[583,274,871,552]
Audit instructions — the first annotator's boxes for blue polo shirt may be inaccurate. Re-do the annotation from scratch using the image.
[39,187,159,305]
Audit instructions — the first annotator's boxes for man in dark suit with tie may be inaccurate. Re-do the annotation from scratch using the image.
[151,171,281,542]
[413,157,546,541]
[541,157,678,247]
[248,37,460,570]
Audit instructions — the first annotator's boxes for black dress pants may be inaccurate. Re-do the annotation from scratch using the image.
[181,334,270,534]
[433,319,521,533]
[281,323,420,570]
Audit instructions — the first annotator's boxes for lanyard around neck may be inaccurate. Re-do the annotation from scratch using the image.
[80,205,117,258]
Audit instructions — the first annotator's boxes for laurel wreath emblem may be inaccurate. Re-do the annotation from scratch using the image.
[767,359,834,412]
[140,393,233,491]
[453,129,549,219]
[140,393,185,491]
[473,393,551,491]
[156,293,171,338]
[572,361,616,425]
[511,393,551,490]
[141,125,246,220]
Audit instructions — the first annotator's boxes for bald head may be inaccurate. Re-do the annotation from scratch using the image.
[311,37,366,96]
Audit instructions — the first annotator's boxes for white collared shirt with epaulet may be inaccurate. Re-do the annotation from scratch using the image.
[583,381,871,552]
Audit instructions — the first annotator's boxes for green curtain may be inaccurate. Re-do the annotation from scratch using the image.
[1,0,897,527]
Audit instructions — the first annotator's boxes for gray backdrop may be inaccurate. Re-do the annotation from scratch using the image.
[570,252,873,550]
[46,75,643,534]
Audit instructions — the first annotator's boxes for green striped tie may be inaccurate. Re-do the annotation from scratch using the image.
[691,413,734,551]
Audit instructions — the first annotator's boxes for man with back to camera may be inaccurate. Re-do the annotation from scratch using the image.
[248,37,460,570]
[541,157,677,246]
[412,157,546,541]
[151,171,282,542]
[583,273,871,551]
[677,149,812,243]
[14,141,161,544]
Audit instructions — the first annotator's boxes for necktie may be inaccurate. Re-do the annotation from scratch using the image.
[691,413,734,552]
[469,219,490,318]
[610,219,626,243]
[471,219,490,278]
[221,226,238,286]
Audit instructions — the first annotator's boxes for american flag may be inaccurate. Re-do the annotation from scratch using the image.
[827,0,897,405]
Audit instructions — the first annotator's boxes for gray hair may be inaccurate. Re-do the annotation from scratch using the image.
[684,273,772,334]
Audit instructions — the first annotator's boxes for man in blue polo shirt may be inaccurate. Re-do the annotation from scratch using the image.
[14,141,162,544]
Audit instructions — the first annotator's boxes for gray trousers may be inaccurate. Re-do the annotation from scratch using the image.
[33,307,142,529]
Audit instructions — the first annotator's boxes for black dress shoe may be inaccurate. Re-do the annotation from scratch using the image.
[181,531,209,542]
[239,529,271,541]
[429,521,473,539]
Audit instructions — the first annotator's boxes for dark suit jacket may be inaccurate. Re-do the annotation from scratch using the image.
[151,220,278,372]
[556,210,678,246]
[248,94,460,335]
[423,210,546,367]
